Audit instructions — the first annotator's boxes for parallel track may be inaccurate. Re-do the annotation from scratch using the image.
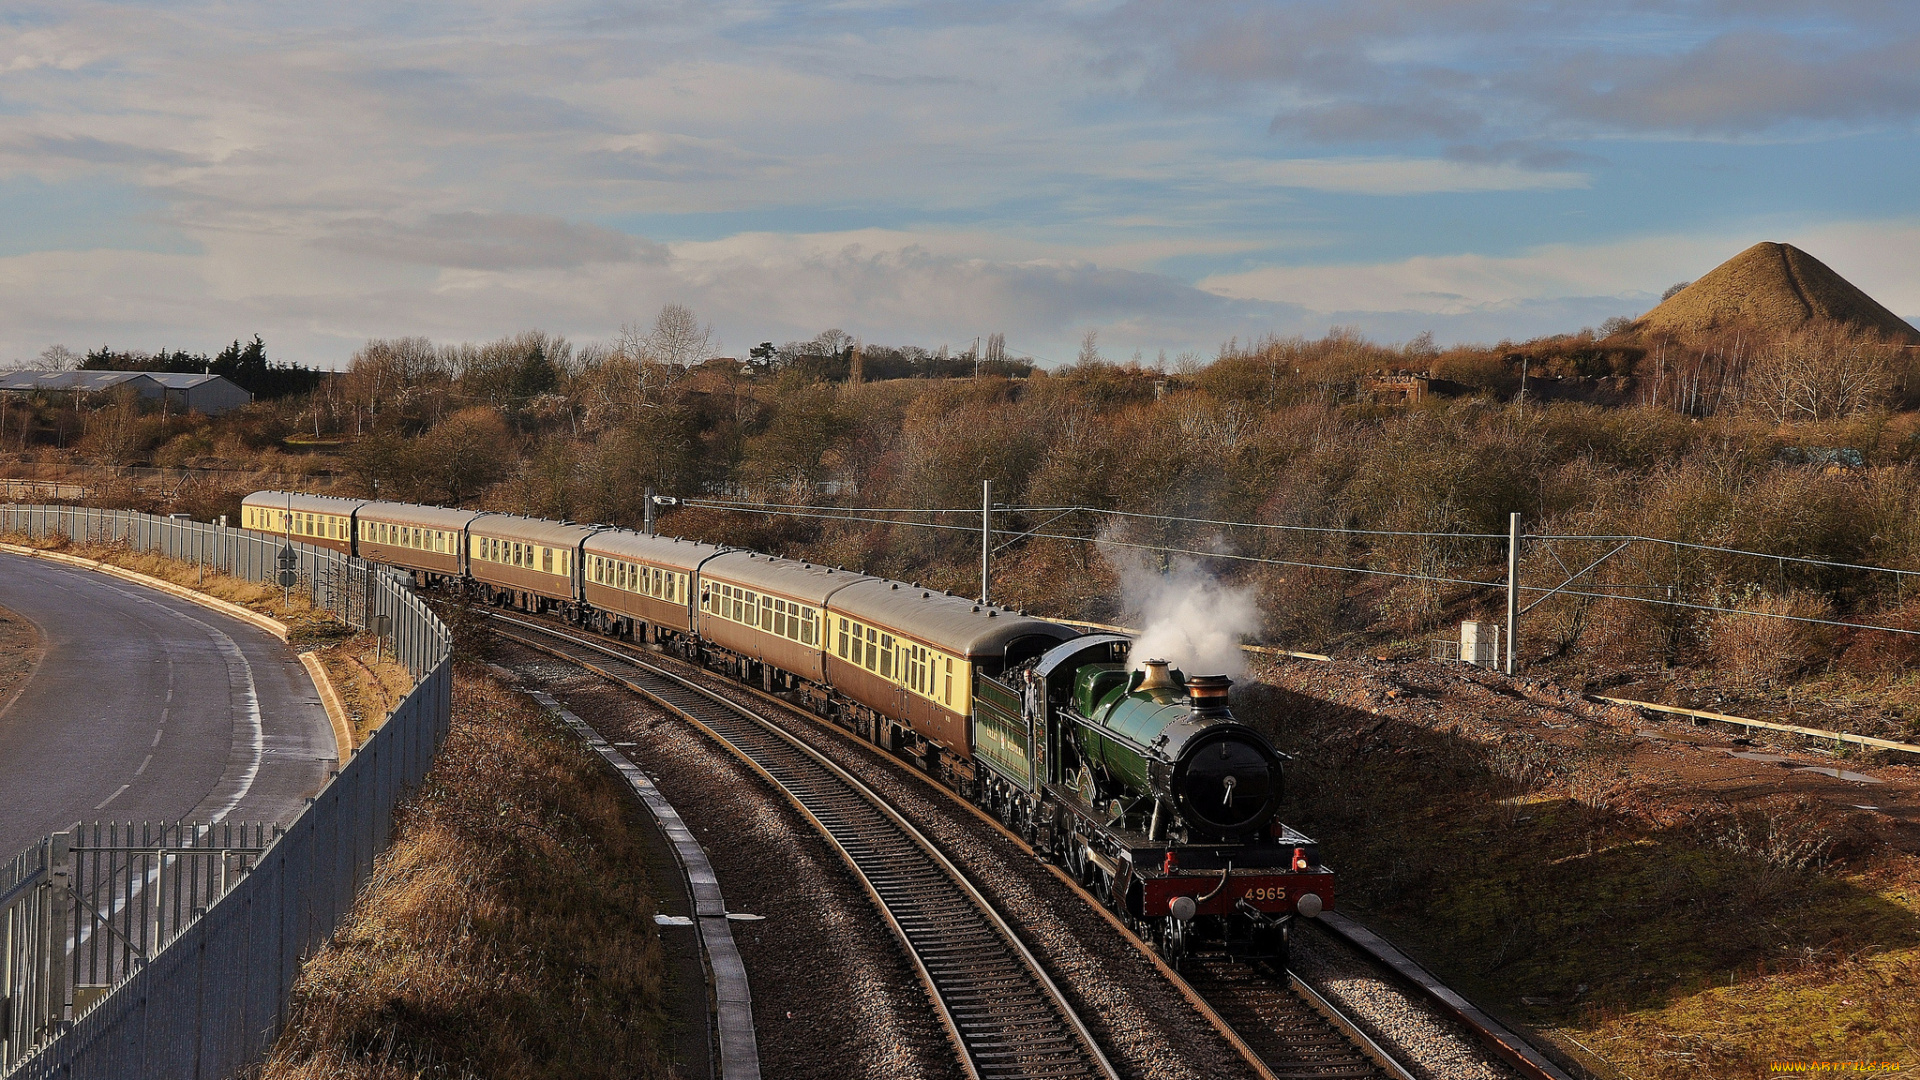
[491,615,1119,1080]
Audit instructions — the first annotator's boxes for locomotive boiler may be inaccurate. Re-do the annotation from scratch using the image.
[973,633,1330,968]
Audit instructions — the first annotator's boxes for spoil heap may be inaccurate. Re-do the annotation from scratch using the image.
[1639,241,1920,343]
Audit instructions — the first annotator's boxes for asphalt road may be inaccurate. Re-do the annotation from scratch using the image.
[0,550,337,858]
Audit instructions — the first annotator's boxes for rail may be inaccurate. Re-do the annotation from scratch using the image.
[0,504,452,1079]
[490,614,1121,1080]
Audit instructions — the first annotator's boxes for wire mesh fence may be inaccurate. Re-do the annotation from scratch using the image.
[0,504,452,1078]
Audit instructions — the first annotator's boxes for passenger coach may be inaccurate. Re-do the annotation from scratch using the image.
[355,502,483,586]
[823,581,1074,775]
[239,491,364,555]
[697,553,866,693]
[580,529,721,642]
[466,514,601,614]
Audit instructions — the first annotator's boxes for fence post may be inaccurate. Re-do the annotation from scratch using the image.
[1505,511,1521,676]
[43,832,72,1037]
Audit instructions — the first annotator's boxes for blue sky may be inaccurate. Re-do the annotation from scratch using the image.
[1,0,1917,367]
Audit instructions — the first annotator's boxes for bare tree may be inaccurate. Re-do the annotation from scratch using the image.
[1077,330,1101,366]
[644,303,715,366]
[1750,323,1891,423]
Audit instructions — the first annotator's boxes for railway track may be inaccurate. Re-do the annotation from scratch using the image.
[487,612,1450,1080]
[490,615,1120,1080]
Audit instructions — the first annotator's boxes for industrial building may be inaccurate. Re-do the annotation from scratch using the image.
[0,369,253,415]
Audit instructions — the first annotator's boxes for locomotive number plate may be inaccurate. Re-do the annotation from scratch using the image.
[1242,885,1287,902]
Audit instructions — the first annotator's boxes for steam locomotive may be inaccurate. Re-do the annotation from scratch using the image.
[242,490,1333,968]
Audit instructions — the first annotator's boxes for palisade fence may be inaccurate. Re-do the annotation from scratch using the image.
[0,504,452,1079]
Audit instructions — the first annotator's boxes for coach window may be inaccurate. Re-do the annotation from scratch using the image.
[943,658,954,705]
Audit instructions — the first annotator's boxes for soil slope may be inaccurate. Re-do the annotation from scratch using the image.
[1639,241,1920,343]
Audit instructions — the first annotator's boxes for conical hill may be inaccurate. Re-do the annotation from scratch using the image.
[1638,242,1919,343]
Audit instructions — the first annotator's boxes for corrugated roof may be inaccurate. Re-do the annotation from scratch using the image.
[145,372,232,389]
[0,370,157,392]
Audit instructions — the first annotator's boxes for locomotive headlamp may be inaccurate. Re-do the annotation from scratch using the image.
[1292,846,1308,870]
[1296,892,1323,918]
[1169,895,1197,922]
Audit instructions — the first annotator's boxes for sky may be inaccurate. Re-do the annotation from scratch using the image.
[1,1,1918,368]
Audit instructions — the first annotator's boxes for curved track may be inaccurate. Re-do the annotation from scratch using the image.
[493,615,1120,1080]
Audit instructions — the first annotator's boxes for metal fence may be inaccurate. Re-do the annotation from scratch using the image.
[0,504,452,1078]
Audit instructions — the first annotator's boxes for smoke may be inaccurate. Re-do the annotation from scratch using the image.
[1103,531,1262,679]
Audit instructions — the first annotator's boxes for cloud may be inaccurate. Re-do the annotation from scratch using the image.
[1242,157,1587,195]
[314,213,661,270]
[1106,0,1920,144]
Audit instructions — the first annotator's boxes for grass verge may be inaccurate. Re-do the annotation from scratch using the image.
[254,665,673,1080]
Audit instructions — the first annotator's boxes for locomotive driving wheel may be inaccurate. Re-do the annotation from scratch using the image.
[1157,916,1189,969]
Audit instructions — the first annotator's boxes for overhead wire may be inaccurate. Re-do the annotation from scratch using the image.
[676,497,1920,636]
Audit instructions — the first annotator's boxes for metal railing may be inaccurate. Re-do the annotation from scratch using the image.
[0,504,452,1078]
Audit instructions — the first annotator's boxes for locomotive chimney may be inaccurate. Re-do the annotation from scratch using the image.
[1187,674,1232,716]
[1136,658,1177,693]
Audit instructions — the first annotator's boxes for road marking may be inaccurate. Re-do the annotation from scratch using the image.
[135,753,152,776]
[152,729,163,746]
[100,582,265,824]
[94,783,130,811]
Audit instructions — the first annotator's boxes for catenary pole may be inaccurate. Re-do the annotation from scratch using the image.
[1506,511,1521,675]
[981,479,993,605]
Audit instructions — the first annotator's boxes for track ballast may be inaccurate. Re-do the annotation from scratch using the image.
[492,614,1119,1080]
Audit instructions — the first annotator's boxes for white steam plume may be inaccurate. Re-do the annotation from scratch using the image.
[1102,531,1262,678]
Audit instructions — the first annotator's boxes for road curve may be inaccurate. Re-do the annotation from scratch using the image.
[0,550,337,857]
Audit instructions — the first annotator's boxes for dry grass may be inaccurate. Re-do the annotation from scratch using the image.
[255,668,671,1080]
[1641,241,1920,343]
[311,637,415,746]
[1240,667,1920,1080]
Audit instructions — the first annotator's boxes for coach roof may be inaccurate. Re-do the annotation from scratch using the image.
[828,578,1079,658]
[699,551,874,606]
[243,490,367,517]
[355,502,488,531]
[466,513,603,548]
[584,529,727,572]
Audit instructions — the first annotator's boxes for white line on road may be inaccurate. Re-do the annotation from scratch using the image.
[93,783,130,811]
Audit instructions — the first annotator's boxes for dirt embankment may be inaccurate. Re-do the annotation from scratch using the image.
[1244,657,1920,1080]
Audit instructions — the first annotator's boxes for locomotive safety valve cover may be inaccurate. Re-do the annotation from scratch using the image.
[1136,868,1334,920]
